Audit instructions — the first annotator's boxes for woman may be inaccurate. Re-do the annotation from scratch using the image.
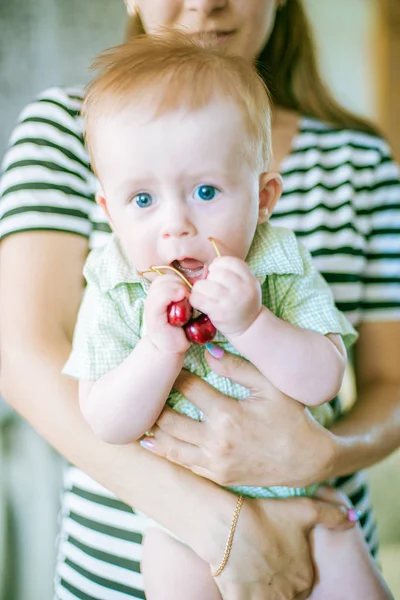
[0,1,399,599]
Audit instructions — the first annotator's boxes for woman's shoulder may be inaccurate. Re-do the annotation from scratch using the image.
[30,85,84,111]
[0,84,95,241]
[18,85,85,136]
[4,84,90,165]
[296,115,392,165]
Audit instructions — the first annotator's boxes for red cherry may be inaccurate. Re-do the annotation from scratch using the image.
[167,298,193,327]
[184,313,217,345]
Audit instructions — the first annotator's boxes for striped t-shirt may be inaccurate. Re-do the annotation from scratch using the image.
[1,87,399,600]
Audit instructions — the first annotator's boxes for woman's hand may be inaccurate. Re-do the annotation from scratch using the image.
[214,489,355,600]
[142,350,336,488]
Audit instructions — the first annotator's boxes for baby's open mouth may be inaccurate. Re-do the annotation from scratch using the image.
[172,258,207,284]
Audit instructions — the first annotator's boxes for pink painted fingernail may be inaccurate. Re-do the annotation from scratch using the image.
[140,439,154,451]
[206,343,224,359]
[347,508,361,522]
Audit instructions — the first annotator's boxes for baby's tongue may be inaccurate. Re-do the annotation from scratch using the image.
[174,258,207,282]
[178,258,203,270]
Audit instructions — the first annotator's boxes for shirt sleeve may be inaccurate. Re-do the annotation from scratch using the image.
[0,87,96,241]
[274,241,358,348]
[356,141,400,321]
[63,279,142,381]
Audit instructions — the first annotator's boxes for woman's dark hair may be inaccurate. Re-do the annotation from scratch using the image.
[258,0,378,134]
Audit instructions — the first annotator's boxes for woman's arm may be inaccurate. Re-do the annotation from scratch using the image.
[146,327,400,487]
[329,321,400,474]
[0,231,354,600]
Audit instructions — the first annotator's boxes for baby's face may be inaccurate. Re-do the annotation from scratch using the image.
[94,99,266,283]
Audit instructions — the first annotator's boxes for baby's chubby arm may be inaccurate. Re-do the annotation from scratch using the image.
[79,275,190,444]
[191,257,346,406]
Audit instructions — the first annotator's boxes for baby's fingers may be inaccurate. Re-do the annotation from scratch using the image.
[208,256,249,277]
[190,280,226,313]
[147,279,188,318]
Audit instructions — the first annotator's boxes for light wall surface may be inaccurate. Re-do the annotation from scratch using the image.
[0,0,126,156]
[304,0,379,121]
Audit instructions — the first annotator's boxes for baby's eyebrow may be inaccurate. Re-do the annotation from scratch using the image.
[115,178,153,194]
[178,170,232,182]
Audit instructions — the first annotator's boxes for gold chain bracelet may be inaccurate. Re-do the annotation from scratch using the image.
[211,495,244,578]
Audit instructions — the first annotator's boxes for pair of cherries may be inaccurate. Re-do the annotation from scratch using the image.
[168,297,216,344]
[140,238,219,345]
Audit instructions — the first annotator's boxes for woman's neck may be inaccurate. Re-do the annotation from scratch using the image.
[270,108,300,172]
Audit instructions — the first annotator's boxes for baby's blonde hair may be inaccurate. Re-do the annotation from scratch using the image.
[83,31,273,172]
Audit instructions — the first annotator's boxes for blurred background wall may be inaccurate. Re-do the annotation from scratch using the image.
[0,1,399,599]
[305,0,379,119]
[0,0,126,155]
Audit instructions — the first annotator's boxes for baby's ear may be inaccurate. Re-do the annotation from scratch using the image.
[95,187,106,208]
[96,189,112,221]
[258,173,283,224]
[96,189,116,231]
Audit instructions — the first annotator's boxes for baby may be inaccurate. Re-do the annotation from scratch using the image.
[64,33,379,600]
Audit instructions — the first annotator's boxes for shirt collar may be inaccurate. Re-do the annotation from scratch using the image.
[86,235,150,294]
[91,222,304,294]
[246,222,304,284]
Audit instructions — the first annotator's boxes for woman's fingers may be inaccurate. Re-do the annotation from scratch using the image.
[205,350,279,397]
[308,498,352,531]
[314,485,352,508]
[156,406,205,445]
[174,369,234,416]
[141,425,206,469]
[314,486,362,528]
[140,351,335,490]
[295,491,355,532]
[145,424,229,481]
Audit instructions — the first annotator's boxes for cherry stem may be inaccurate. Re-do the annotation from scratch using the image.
[209,237,221,258]
[139,265,193,289]
[138,239,221,289]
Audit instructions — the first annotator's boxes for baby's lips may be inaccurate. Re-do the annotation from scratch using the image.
[191,262,208,284]
[200,263,209,280]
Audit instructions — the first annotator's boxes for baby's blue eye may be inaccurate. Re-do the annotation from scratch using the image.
[134,193,153,208]
[194,185,218,201]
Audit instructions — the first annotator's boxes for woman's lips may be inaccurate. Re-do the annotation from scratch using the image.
[214,30,235,42]
[191,30,235,45]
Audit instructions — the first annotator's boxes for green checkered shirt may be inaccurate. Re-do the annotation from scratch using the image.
[64,222,357,499]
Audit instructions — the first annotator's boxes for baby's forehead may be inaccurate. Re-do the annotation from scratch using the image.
[94,88,247,123]
[88,90,267,175]
[97,98,246,141]
[91,99,255,183]
[91,95,249,148]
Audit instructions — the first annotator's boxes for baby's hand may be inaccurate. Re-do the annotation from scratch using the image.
[190,257,261,336]
[144,274,191,354]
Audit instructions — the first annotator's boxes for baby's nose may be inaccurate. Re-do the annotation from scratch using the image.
[161,211,196,239]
